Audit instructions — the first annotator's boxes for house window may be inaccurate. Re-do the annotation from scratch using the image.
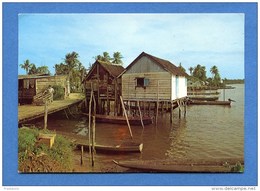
[136,77,149,88]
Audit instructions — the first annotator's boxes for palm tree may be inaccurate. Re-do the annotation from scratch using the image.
[112,52,123,65]
[28,64,37,75]
[20,59,33,74]
[210,65,221,86]
[102,52,111,62]
[193,64,207,82]
[54,63,69,75]
[65,51,80,79]
[210,65,219,78]
[37,66,50,75]
[188,67,193,76]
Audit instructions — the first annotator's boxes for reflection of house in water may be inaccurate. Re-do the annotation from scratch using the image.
[18,74,69,104]
[121,52,188,101]
[83,60,125,115]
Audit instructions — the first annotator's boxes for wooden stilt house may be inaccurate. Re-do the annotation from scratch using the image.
[121,52,188,101]
[83,60,125,115]
[18,74,69,104]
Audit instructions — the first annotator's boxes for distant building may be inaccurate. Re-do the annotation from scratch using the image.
[18,74,69,104]
[83,60,125,115]
[121,52,188,101]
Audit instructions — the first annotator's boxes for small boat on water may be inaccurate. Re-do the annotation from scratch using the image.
[187,91,220,96]
[57,131,143,153]
[113,158,244,172]
[188,95,219,101]
[188,100,231,106]
[79,142,143,153]
[82,113,153,126]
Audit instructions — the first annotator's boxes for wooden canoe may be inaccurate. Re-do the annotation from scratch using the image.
[56,131,143,153]
[188,100,231,106]
[82,113,153,126]
[113,158,244,172]
[188,96,219,101]
[79,142,143,153]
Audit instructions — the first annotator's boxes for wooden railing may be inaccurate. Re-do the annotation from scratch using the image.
[33,91,52,105]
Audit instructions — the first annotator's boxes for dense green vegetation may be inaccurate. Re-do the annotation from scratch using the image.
[52,85,65,100]
[18,127,75,172]
[182,64,245,88]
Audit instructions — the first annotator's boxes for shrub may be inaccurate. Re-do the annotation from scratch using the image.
[52,85,65,100]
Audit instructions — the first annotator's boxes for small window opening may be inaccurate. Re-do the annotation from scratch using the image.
[136,78,149,88]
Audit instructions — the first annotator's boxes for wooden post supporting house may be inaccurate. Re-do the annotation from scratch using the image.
[88,89,93,164]
[170,101,173,123]
[91,97,96,167]
[137,100,144,129]
[44,100,48,130]
[120,96,133,138]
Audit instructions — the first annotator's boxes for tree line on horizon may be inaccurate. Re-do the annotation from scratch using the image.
[178,63,223,87]
[20,51,241,91]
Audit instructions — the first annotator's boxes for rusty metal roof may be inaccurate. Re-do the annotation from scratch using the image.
[125,52,188,77]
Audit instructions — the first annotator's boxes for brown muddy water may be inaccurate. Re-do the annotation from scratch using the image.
[33,84,244,173]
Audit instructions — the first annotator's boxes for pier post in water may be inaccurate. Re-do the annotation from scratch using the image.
[44,100,48,130]
[80,145,84,165]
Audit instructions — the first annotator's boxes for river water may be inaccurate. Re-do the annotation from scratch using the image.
[45,84,244,172]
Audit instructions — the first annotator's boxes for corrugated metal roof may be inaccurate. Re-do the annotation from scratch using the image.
[125,52,188,77]
[85,60,125,81]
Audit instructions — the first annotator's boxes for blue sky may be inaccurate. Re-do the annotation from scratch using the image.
[18,13,244,79]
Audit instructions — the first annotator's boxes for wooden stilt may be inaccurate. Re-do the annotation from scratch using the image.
[91,115,95,166]
[88,89,93,163]
[128,101,131,116]
[80,145,84,165]
[156,80,159,125]
[170,101,173,123]
[134,101,137,116]
[156,101,159,125]
[184,100,187,117]
[143,101,146,116]
[178,100,181,119]
[148,102,151,117]
[44,100,48,130]
[120,96,133,138]
[137,100,144,129]
[91,94,96,167]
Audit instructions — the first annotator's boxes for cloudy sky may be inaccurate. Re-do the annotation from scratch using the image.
[18,13,244,79]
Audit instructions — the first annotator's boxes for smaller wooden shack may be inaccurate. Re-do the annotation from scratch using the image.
[83,60,125,115]
[18,74,69,104]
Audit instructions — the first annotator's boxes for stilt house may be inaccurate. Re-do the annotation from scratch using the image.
[18,74,69,104]
[121,52,188,101]
[83,60,125,115]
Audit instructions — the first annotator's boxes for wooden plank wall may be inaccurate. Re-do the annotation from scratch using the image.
[36,76,67,94]
[122,72,172,100]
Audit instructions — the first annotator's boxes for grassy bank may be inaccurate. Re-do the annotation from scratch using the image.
[18,127,75,172]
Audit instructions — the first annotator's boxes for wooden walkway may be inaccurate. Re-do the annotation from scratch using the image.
[18,93,85,124]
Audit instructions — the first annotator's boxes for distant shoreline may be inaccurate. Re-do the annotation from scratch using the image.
[224,79,244,84]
